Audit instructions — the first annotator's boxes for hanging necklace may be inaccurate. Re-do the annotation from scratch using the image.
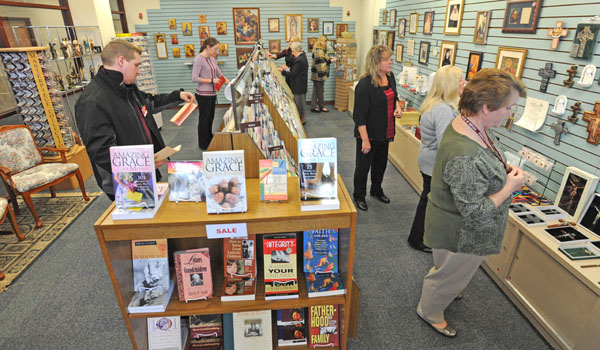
[461,115,508,172]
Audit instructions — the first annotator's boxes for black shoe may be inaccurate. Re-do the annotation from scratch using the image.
[371,193,390,204]
[409,242,432,253]
[311,108,321,113]
[354,198,368,211]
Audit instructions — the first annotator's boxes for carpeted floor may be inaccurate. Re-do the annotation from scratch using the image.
[0,106,551,349]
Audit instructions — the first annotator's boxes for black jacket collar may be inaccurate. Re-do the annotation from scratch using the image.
[97,66,135,96]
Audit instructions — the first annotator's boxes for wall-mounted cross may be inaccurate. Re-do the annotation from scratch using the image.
[569,101,581,123]
[547,21,569,50]
[564,65,578,87]
[538,63,556,93]
[582,101,600,145]
[550,120,568,145]
[575,25,595,58]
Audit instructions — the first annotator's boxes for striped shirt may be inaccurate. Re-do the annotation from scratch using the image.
[192,54,223,96]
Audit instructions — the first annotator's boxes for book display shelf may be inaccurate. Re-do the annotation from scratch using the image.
[94,177,358,350]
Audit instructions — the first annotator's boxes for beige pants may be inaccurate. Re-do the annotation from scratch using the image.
[417,248,484,324]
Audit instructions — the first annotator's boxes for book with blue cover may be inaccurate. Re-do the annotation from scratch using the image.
[305,272,345,298]
[303,229,338,274]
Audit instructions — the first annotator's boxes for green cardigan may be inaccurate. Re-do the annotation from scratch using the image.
[424,125,511,256]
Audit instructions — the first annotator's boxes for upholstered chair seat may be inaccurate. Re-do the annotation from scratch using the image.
[12,163,80,193]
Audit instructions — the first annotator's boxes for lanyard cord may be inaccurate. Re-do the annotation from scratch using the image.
[461,115,508,171]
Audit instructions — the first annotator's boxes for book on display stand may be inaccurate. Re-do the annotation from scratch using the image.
[298,138,340,211]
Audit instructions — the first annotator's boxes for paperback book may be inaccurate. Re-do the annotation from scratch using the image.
[147,316,188,350]
[309,304,340,348]
[259,159,288,201]
[170,101,198,126]
[297,138,339,211]
[303,229,338,274]
[128,278,175,313]
[189,314,223,349]
[110,144,156,209]
[174,248,214,302]
[223,235,256,279]
[277,308,307,346]
[558,241,600,260]
[232,310,273,350]
[305,273,346,298]
[168,161,206,202]
[263,233,299,300]
[128,239,171,313]
[203,150,247,214]
[221,277,256,301]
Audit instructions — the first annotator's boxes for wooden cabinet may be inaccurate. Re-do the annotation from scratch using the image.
[481,207,600,350]
[94,177,358,350]
[388,123,423,194]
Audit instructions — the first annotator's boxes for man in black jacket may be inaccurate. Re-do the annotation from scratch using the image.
[75,39,194,200]
[280,42,308,125]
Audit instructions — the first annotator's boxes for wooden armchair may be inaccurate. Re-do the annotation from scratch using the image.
[0,197,25,281]
[0,125,89,227]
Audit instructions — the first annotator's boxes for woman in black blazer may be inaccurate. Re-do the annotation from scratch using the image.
[280,42,308,125]
[352,45,402,211]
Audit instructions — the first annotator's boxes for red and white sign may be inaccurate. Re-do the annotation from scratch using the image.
[206,223,248,239]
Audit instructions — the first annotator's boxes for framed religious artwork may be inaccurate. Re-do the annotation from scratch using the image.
[219,43,229,56]
[418,41,430,65]
[378,30,387,46]
[308,18,319,33]
[423,11,434,35]
[233,8,261,44]
[154,33,168,59]
[389,9,397,28]
[473,11,491,44]
[184,44,195,58]
[444,0,465,35]
[268,18,279,32]
[326,39,336,54]
[307,37,317,51]
[555,166,599,221]
[570,23,600,60]
[382,9,388,25]
[286,14,303,41]
[182,22,193,36]
[269,39,280,54]
[198,14,207,24]
[199,25,210,40]
[336,23,348,38]
[216,22,227,35]
[372,29,379,46]
[170,34,178,45]
[495,47,527,79]
[236,47,254,69]
[386,30,395,50]
[407,39,415,56]
[168,19,176,30]
[502,0,542,33]
[398,18,406,38]
[409,13,418,34]
[323,21,334,36]
[466,51,483,80]
[439,41,457,68]
[172,47,180,58]
[579,193,600,236]
[396,44,404,63]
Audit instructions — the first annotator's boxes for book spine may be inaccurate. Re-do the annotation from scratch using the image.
[174,253,186,302]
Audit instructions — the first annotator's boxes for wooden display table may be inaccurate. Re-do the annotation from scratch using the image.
[94,176,359,350]
[483,206,600,350]
[43,144,93,190]
[388,123,423,194]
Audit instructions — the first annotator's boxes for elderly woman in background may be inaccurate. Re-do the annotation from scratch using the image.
[352,45,402,211]
[417,69,525,337]
[310,35,335,113]
[280,42,308,125]
[408,65,466,253]
[267,36,299,88]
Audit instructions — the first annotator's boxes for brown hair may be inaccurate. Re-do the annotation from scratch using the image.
[201,37,219,52]
[360,45,393,87]
[101,39,142,65]
[458,68,526,117]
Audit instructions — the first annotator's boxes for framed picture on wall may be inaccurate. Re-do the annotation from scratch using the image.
[579,193,600,236]
[285,14,303,41]
[495,47,527,79]
[466,51,483,80]
[570,23,600,59]
[336,23,348,38]
[269,39,280,54]
[219,43,229,56]
[216,22,227,35]
[172,47,180,58]
[439,40,457,67]
[307,37,317,51]
[398,18,406,38]
[378,30,387,46]
[502,0,542,33]
[386,30,395,49]
[308,18,319,33]
[154,33,168,59]
[555,166,599,221]
[198,14,207,24]
[409,13,418,34]
[390,9,397,28]
[170,34,178,44]
[473,11,491,44]
[444,0,465,35]
[382,9,388,25]
[236,47,254,69]
[423,11,434,35]
[184,44,195,58]
[199,25,210,39]
[396,44,404,62]
[268,18,279,32]
[407,39,415,56]
[419,41,430,65]
[233,8,261,44]
[373,29,379,45]
[182,22,192,36]
[326,39,336,54]
[323,21,334,35]
[168,19,176,30]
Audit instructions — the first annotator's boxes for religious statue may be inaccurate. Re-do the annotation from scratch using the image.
[54,73,65,91]
[399,69,409,85]
[48,42,57,60]
[82,38,90,54]
[577,64,596,87]
[73,39,82,57]
[65,38,73,58]
[415,75,428,95]
[89,65,95,79]
[60,39,68,58]
[550,120,568,145]
[552,95,568,115]
[80,67,86,82]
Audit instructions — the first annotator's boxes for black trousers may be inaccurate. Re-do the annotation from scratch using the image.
[353,138,389,200]
[408,172,432,246]
[196,94,216,149]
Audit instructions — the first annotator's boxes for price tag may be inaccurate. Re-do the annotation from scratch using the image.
[249,93,264,104]
[240,121,261,132]
[268,145,284,152]
[206,223,248,240]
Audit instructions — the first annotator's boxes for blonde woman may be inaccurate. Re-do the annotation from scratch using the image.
[310,35,335,113]
[408,65,466,252]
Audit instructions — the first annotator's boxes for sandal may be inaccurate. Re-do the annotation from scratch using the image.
[321,108,329,112]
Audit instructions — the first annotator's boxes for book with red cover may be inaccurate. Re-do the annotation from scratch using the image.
[223,235,256,279]
[263,233,298,300]
[309,304,339,348]
[220,277,256,301]
[174,248,213,302]
[214,75,226,91]
[170,102,198,126]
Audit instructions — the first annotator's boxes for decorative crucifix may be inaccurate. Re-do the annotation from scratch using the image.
[550,120,568,145]
[564,65,578,87]
[538,63,556,93]
[582,101,600,145]
[576,26,595,58]
[569,101,581,123]
[547,21,568,50]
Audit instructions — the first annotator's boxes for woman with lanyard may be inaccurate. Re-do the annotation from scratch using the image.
[192,37,229,149]
[416,69,525,337]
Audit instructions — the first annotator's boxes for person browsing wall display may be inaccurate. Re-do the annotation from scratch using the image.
[279,42,308,125]
[311,36,335,113]
[352,45,402,211]
[192,37,229,149]
[417,69,526,338]
[267,36,300,88]
[407,65,466,253]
